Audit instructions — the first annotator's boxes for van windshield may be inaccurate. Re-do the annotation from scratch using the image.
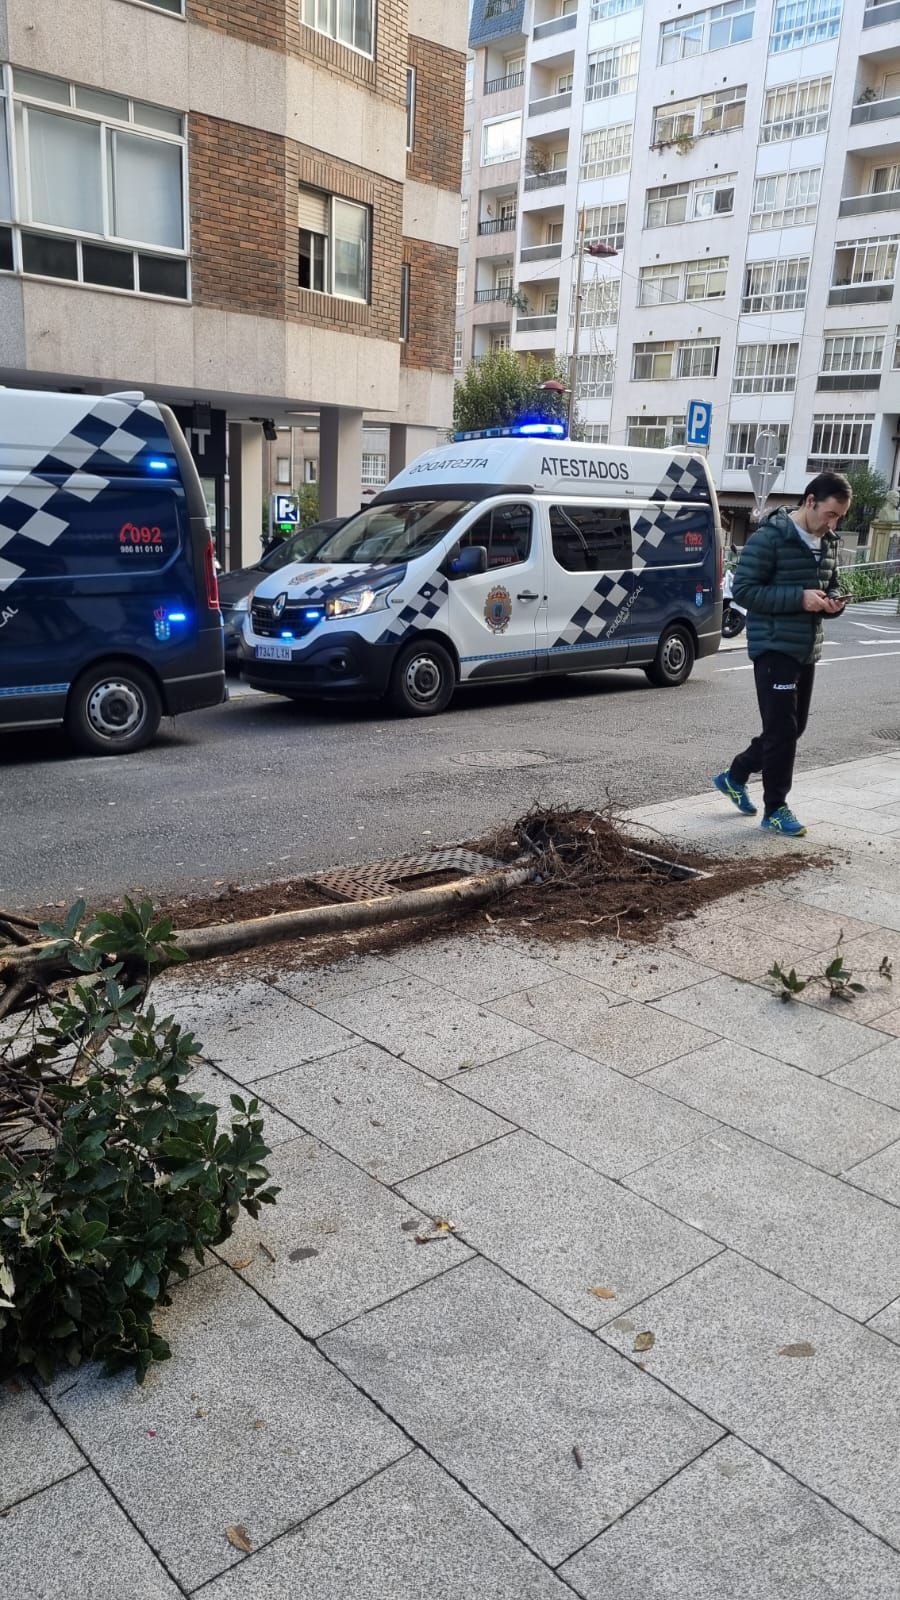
[314,500,474,567]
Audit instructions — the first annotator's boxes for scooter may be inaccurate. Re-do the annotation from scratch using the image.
[722,568,747,639]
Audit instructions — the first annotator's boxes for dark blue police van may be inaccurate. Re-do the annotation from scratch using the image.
[0,388,224,754]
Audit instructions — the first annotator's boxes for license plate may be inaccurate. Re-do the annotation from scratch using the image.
[256,643,292,662]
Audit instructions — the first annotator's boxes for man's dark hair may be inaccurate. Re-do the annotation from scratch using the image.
[800,471,852,506]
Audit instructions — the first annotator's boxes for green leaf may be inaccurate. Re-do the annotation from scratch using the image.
[166,1162,207,1191]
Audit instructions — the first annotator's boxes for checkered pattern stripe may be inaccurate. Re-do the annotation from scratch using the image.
[377,575,449,644]
[0,400,170,593]
[294,567,372,601]
[552,569,640,648]
[649,458,710,505]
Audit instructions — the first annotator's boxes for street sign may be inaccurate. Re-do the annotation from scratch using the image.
[270,494,300,529]
[686,399,712,449]
[747,430,782,516]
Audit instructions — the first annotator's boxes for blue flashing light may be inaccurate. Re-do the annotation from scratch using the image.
[147,457,170,472]
[452,421,568,443]
[168,612,187,623]
[518,422,566,438]
[304,609,323,621]
[280,630,295,639]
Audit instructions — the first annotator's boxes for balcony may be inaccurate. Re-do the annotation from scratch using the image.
[516,313,557,330]
[533,12,577,38]
[852,95,900,126]
[478,214,518,234]
[839,189,900,217]
[817,372,882,390]
[528,90,573,116]
[485,70,525,93]
[520,242,563,262]
[828,282,894,305]
[474,287,512,302]
[864,0,900,25]
[524,168,567,190]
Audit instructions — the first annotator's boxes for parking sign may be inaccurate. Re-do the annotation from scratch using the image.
[271,494,300,527]
[686,400,712,449]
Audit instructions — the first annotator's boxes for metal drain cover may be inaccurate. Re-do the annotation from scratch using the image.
[307,847,506,903]
[451,750,552,769]
[874,728,900,744]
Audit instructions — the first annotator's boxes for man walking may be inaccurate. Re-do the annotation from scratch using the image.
[712,471,850,837]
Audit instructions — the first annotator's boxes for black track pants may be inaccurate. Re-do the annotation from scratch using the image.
[729,650,815,816]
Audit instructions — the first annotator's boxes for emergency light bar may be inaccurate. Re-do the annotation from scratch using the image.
[452,422,567,442]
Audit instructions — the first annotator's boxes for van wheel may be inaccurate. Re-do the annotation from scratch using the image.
[644,626,695,688]
[66,662,162,755]
[389,640,455,716]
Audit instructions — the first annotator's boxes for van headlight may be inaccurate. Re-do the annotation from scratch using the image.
[325,586,393,619]
[232,594,251,612]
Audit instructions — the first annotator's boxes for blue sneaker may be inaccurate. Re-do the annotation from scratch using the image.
[761,805,807,838]
[713,771,758,816]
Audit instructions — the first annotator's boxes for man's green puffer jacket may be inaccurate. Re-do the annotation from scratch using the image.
[732,507,842,665]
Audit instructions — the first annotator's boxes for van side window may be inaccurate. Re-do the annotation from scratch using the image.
[549,505,631,572]
[6,485,182,580]
[633,504,711,567]
[459,503,532,569]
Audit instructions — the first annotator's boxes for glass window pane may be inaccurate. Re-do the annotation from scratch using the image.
[0,112,10,221]
[0,225,13,271]
[332,199,368,299]
[13,69,70,105]
[133,102,184,136]
[82,241,135,290]
[75,86,130,121]
[112,130,183,248]
[28,110,103,233]
[138,252,188,297]
[22,230,79,279]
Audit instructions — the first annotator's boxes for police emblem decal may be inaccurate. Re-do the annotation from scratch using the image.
[483,585,513,634]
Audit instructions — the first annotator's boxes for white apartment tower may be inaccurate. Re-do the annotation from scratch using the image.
[460,0,900,538]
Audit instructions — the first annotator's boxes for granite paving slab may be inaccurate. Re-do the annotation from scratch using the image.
[200,1451,572,1600]
[546,938,718,1002]
[599,1250,900,1549]
[663,922,821,982]
[646,1040,900,1173]
[798,801,900,836]
[0,1380,84,1513]
[250,1041,513,1183]
[161,978,357,1085]
[842,1138,900,1206]
[380,933,561,1002]
[456,1040,719,1178]
[791,881,900,934]
[185,1061,303,1148]
[0,1469,183,1600]
[45,1266,406,1591]
[559,1437,900,1600]
[321,1257,721,1566]
[655,976,887,1073]
[869,1297,900,1344]
[272,953,412,1005]
[870,1009,900,1036]
[397,1130,720,1328]
[490,981,718,1072]
[830,1035,900,1108]
[625,1127,900,1318]
[319,975,540,1079]
[213,1136,472,1336]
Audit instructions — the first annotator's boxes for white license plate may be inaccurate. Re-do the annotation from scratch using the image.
[256,643,292,662]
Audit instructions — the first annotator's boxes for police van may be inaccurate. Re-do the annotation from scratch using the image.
[0,388,225,754]
[240,424,723,715]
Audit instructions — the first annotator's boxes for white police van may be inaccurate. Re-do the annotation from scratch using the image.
[240,424,723,715]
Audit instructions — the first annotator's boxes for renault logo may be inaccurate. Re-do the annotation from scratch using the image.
[272,592,288,619]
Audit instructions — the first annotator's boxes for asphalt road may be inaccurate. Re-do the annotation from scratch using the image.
[3,604,899,908]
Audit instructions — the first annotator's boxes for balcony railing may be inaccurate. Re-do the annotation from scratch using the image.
[533,13,578,39]
[516,313,558,329]
[851,94,900,124]
[485,70,525,93]
[839,190,900,217]
[828,282,894,304]
[864,0,900,25]
[817,372,882,390]
[528,91,573,116]
[520,242,563,261]
[474,287,513,302]
[478,214,518,233]
[523,168,567,190]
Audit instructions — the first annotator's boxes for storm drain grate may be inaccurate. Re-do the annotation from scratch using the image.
[306,847,507,903]
[874,728,900,744]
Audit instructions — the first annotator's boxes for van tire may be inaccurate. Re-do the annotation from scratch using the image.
[66,662,162,755]
[389,640,455,716]
[644,626,695,688]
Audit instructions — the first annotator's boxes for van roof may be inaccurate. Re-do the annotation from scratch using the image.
[0,387,175,476]
[384,437,714,505]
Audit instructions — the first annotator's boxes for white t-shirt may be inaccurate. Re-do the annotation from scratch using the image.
[790,516,821,563]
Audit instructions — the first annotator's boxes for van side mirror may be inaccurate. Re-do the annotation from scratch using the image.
[447,544,488,579]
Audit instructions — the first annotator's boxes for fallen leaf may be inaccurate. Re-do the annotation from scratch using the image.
[252,1419,266,1431]
[400,1218,420,1233]
[195,1408,207,1419]
[589,1286,617,1301]
[434,1218,457,1233]
[572,1445,584,1470]
[258,1242,276,1263]
[232,1258,254,1272]
[778,1341,815,1359]
[633,1331,655,1354]
[369,1117,385,1128]
[225,1524,253,1554]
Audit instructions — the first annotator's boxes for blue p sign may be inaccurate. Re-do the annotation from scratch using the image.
[686,400,712,448]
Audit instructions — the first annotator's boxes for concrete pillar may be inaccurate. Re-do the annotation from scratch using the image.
[318,407,364,518]
[388,424,438,481]
[228,423,264,568]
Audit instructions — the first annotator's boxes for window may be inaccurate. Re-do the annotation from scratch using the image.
[633,341,675,381]
[580,123,632,180]
[760,75,830,141]
[546,221,564,245]
[482,115,522,166]
[557,72,574,94]
[591,0,641,17]
[485,0,517,14]
[638,257,728,304]
[550,505,631,572]
[464,59,474,102]
[361,452,388,488]
[142,0,184,10]
[456,266,466,309]
[459,199,469,244]
[724,422,789,471]
[490,331,510,350]
[770,0,841,54]
[893,327,900,369]
[298,188,369,301]
[678,337,720,378]
[732,342,799,392]
[304,459,318,483]
[808,414,873,470]
[400,262,410,341]
[406,68,416,151]
[576,354,615,396]
[1,67,188,298]
[632,338,720,379]
[741,255,809,311]
[832,236,898,287]
[586,43,640,102]
[652,85,746,144]
[453,331,464,372]
[275,457,291,485]
[659,0,754,64]
[460,504,532,568]
[750,168,820,230]
[574,276,620,326]
[870,163,900,195]
[645,174,735,227]
[626,415,687,447]
[581,423,611,442]
[819,332,884,386]
[301,0,373,55]
[462,130,471,173]
[584,203,626,253]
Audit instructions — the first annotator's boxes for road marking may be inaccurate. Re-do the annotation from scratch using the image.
[718,649,900,672]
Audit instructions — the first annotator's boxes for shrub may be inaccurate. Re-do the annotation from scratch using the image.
[0,900,278,1381]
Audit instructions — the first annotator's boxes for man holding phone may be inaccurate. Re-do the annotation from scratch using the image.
[712,470,851,837]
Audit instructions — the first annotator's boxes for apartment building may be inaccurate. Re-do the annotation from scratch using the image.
[0,0,464,564]
[459,0,900,536]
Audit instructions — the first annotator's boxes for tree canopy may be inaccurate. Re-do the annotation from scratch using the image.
[453,350,575,434]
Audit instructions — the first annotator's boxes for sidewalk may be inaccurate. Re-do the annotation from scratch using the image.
[4,749,900,1598]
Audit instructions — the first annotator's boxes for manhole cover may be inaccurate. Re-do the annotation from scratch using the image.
[307,847,505,903]
[874,728,900,743]
[451,750,552,769]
